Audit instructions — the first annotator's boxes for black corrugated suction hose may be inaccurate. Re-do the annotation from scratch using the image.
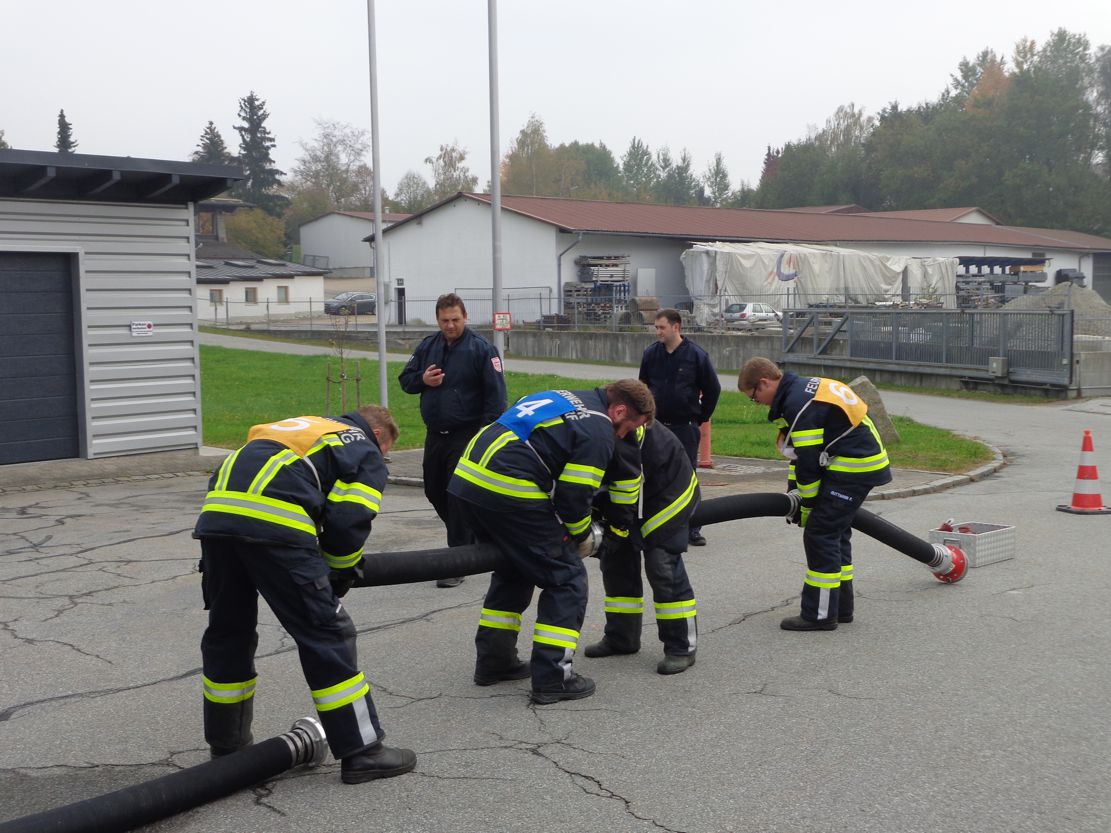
[352,492,936,587]
[0,719,326,833]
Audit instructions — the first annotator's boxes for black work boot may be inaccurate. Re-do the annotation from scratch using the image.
[204,697,254,759]
[530,673,596,705]
[341,742,417,784]
[583,638,638,658]
[780,615,837,631]
[473,659,531,686]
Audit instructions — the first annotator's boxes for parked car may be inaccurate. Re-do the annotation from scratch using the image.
[722,302,781,329]
[324,291,376,315]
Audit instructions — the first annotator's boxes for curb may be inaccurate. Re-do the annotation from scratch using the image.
[867,443,1007,501]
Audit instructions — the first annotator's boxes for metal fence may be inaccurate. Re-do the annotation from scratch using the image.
[782,307,1075,386]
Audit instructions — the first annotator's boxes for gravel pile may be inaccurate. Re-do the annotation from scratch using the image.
[1003,284,1111,338]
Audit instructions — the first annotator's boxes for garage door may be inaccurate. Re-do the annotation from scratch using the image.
[0,252,80,464]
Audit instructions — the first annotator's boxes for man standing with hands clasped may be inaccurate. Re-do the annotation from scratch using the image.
[639,308,720,546]
[400,293,507,588]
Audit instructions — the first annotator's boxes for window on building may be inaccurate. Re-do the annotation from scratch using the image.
[209,288,224,305]
[277,285,290,304]
[245,287,258,304]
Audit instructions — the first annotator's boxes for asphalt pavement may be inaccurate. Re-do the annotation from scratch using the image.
[2,335,1110,832]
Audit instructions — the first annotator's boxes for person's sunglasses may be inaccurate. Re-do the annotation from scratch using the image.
[747,382,760,402]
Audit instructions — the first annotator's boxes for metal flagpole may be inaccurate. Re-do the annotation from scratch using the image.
[367,0,388,405]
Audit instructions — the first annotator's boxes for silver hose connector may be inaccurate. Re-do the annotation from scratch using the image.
[284,716,328,768]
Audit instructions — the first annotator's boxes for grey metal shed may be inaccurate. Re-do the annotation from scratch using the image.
[0,149,242,465]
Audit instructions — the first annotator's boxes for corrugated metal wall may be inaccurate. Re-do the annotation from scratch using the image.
[0,198,199,458]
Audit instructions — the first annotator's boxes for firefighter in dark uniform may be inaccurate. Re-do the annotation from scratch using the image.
[587,423,701,674]
[639,307,721,546]
[194,405,416,784]
[739,357,892,631]
[447,380,654,704]
[399,292,507,588]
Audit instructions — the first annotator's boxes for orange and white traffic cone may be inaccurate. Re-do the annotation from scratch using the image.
[698,420,714,469]
[1056,430,1111,514]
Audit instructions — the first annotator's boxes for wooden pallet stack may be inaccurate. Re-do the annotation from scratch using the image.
[565,255,631,322]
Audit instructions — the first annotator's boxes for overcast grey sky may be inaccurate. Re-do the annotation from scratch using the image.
[3,0,1109,196]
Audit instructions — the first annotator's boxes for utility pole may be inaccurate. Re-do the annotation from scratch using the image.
[488,0,505,359]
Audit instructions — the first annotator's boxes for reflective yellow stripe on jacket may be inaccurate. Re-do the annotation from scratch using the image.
[827,417,889,474]
[641,471,698,538]
[200,490,317,535]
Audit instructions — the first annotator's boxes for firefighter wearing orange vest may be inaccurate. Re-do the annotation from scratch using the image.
[739,358,892,630]
[193,406,416,784]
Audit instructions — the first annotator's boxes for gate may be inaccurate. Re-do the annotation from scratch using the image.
[782,308,1073,386]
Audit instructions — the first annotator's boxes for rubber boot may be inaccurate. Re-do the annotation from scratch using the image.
[204,697,254,758]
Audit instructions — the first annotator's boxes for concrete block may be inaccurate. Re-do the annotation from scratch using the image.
[848,375,901,446]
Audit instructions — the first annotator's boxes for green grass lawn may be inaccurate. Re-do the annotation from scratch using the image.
[200,345,994,473]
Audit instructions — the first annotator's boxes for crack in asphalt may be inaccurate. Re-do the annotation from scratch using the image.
[0,618,114,666]
[704,596,797,633]
[520,734,690,833]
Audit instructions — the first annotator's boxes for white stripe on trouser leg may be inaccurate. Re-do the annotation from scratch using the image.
[559,647,574,681]
[685,617,697,651]
[817,588,830,620]
[353,696,377,746]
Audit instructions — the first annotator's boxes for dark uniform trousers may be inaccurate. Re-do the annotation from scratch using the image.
[200,539,383,760]
[660,421,703,536]
[598,525,697,656]
[423,427,479,547]
[800,478,871,622]
[461,503,588,690]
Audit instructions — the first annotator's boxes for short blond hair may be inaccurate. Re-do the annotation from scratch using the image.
[357,404,399,445]
[738,357,782,392]
[605,379,656,426]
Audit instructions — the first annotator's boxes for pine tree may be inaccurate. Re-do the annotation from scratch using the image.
[232,92,286,215]
[192,121,232,164]
[55,110,77,153]
[0,130,9,149]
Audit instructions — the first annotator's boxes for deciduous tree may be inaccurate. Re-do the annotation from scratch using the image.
[425,142,478,199]
[226,207,286,259]
[392,170,434,212]
[291,119,372,209]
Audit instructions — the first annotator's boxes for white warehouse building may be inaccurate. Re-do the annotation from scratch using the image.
[370,193,1111,325]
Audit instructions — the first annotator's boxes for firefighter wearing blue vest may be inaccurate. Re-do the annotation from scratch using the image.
[739,357,892,631]
[587,423,701,674]
[447,380,655,704]
[193,405,416,784]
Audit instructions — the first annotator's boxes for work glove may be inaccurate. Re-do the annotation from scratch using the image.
[785,489,811,528]
[572,521,604,559]
[329,559,366,598]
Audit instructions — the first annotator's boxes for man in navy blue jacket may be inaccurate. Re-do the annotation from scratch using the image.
[639,308,720,546]
[399,293,507,587]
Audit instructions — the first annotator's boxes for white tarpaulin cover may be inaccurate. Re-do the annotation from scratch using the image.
[680,241,958,324]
